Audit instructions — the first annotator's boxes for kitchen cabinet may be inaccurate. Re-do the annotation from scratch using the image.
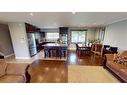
[25,23,40,33]
[25,23,46,53]
[40,32,45,38]
[59,27,68,44]
[59,27,68,34]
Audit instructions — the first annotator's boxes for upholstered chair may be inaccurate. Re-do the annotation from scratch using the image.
[91,44,104,64]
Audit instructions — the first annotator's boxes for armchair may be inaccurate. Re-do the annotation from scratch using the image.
[91,44,104,64]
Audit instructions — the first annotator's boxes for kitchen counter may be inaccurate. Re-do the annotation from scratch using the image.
[37,42,56,51]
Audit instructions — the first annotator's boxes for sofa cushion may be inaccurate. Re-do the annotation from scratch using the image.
[105,54,114,61]
[106,61,127,74]
[113,54,127,64]
[6,63,28,75]
[0,75,25,83]
[119,69,127,82]
[0,60,7,77]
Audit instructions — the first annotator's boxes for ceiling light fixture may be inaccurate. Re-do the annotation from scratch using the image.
[19,24,22,26]
[72,12,76,14]
[29,13,34,16]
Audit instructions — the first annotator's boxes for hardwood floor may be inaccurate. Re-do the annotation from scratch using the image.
[28,50,102,83]
[68,50,102,66]
[28,60,68,83]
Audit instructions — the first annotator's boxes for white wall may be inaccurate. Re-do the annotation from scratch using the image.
[87,28,96,41]
[104,20,127,52]
[8,22,30,59]
[0,24,14,57]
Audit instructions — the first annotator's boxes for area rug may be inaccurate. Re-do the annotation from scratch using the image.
[68,65,120,83]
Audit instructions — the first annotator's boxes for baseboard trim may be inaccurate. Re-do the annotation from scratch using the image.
[5,53,14,58]
[15,57,30,59]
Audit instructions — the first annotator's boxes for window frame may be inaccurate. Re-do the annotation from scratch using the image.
[70,30,87,43]
[46,32,59,41]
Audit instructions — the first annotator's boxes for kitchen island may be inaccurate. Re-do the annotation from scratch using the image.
[42,43,68,58]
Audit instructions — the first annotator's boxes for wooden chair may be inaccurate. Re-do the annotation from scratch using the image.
[76,43,82,56]
[91,44,96,52]
[91,44,104,63]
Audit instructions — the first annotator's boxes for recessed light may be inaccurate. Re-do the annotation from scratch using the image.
[19,24,22,26]
[29,13,34,16]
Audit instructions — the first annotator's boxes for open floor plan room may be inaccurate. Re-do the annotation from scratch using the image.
[0,12,127,83]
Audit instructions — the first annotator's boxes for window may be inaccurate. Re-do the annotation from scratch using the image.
[98,31,105,41]
[71,30,87,43]
[46,32,59,41]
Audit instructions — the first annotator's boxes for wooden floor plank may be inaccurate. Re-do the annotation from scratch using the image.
[29,50,101,83]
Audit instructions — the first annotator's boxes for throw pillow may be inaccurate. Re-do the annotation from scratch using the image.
[113,54,127,64]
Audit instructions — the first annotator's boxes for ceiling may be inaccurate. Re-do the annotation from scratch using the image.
[0,12,127,28]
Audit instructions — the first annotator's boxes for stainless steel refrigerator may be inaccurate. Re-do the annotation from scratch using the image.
[27,33,37,57]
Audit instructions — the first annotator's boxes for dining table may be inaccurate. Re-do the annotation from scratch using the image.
[77,43,91,56]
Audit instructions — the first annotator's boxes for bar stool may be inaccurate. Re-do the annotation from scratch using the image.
[44,47,51,58]
[60,46,67,58]
[51,47,59,58]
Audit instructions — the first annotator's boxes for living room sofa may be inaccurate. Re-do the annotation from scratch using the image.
[0,59,30,83]
[104,51,127,82]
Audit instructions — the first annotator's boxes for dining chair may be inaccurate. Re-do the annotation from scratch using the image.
[91,44,104,64]
[76,43,82,56]
[91,44,96,52]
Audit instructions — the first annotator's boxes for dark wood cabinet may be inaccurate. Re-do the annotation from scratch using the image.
[59,27,68,34]
[40,32,45,38]
[25,23,40,33]
[25,23,46,52]
[59,27,68,44]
